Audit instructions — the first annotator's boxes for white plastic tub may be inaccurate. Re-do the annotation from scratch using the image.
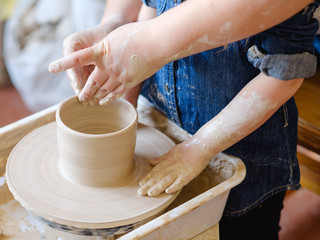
[0,96,245,240]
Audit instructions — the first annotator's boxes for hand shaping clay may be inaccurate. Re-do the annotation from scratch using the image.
[6,97,180,235]
[56,97,138,187]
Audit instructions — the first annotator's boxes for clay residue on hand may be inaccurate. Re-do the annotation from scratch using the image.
[219,21,232,33]
[195,89,278,158]
[167,153,234,209]
[128,55,149,84]
[218,90,277,140]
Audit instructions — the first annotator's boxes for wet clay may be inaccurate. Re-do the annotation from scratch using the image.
[0,151,232,240]
[6,121,180,230]
[0,185,108,240]
[1,96,242,239]
[56,97,138,187]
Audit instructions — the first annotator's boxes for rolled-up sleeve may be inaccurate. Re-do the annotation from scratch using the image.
[247,45,317,80]
[247,2,320,80]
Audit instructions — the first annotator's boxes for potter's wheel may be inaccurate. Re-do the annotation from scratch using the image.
[6,122,180,236]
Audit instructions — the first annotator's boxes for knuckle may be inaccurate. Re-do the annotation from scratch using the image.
[63,34,78,50]
[99,41,109,56]
[64,32,77,43]
[71,54,82,66]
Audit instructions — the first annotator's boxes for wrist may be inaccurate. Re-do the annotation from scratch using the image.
[122,21,168,82]
[183,136,218,162]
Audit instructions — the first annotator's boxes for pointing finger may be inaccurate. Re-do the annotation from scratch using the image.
[48,46,98,73]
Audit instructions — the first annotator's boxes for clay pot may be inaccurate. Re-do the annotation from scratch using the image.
[56,96,138,187]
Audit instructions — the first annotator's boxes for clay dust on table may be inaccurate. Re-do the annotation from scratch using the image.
[0,175,108,240]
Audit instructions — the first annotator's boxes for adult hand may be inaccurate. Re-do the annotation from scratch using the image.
[59,15,130,95]
[49,21,161,105]
[137,138,212,196]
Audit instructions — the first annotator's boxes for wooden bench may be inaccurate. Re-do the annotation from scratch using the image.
[295,72,320,195]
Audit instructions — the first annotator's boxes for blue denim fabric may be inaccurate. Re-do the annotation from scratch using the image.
[141,0,320,216]
[247,2,319,79]
[141,0,157,8]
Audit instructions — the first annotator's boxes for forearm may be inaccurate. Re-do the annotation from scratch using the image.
[122,4,156,107]
[141,0,313,63]
[101,0,142,24]
[189,74,303,160]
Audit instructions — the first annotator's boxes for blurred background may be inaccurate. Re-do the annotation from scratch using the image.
[0,0,105,114]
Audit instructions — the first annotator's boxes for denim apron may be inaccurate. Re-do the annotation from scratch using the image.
[141,0,319,216]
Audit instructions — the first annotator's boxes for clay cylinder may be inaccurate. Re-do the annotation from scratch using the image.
[56,96,138,187]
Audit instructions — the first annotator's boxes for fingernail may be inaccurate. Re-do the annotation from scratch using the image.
[148,190,155,197]
[48,61,61,73]
[79,82,99,102]
[137,188,146,196]
[78,91,92,102]
[99,93,114,105]
[92,89,109,103]
[165,188,171,194]
[78,92,88,102]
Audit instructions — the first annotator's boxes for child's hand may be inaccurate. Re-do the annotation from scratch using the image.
[49,21,161,105]
[137,139,211,196]
[59,16,129,95]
